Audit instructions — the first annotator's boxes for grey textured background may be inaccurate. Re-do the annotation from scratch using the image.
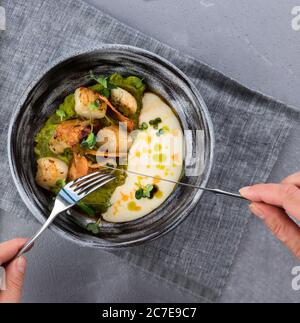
[1,0,300,302]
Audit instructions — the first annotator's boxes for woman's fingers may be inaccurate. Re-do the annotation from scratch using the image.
[0,238,27,266]
[240,183,300,221]
[0,256,27,303]
[281,171,300,186]
[249,202,300,260]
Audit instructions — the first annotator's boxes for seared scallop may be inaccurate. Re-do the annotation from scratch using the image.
[74,87,107,119]
[110,87,137,116]
[96,125,133,154]
[36,157,68,190]
[49,119,90,154]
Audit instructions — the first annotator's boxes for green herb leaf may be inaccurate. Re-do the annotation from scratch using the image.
[96,76,107,88]
[156,128,165,136]
[89,99,101,110]
[139,122,148,130]
[81,132,96,150]
[135,184,158,200]
[56,109,66,121]
[135,188,144,200]
[89,71,108,87]
[86,222,100,234]
[56,179,66,188]
[100,88,110,98]
[149,117,162,129]
[143,184,154,198]
[88,102,98,110]
[89,71,115,98]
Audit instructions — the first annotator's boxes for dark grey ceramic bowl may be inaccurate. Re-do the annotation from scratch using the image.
[8,44,214,249]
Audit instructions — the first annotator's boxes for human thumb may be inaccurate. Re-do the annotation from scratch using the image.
[2,256,27,303]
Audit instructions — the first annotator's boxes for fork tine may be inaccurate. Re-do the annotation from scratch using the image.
[76,174,114,194]
[69,171,105,188]
[73,172,111,191]
[78,175,115,196]
[75,174,113,193]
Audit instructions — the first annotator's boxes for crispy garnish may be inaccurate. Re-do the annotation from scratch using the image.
[68,153,89,181]
[97,94,134,132]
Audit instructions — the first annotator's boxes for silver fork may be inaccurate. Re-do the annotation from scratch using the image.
[16,171,115,258]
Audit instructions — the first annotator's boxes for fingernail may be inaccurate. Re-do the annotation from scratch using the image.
[249,203,265,219]
[16,256,26,274]
[239,186,251,197]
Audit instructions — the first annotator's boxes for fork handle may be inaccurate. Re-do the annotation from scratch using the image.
[15,198,67,259]
[201,187,246,200]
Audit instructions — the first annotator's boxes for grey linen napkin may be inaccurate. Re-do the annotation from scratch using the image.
[0,0,298,302]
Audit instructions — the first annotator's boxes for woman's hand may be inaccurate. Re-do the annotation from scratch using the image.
[0,238,27,303]
[240,172,300,261]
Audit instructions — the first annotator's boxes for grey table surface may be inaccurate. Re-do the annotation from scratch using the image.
[1,0,300,303]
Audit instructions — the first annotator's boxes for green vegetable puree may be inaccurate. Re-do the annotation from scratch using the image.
[34,73,145,217]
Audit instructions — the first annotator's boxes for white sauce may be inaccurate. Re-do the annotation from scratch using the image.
[102,92,183,223]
